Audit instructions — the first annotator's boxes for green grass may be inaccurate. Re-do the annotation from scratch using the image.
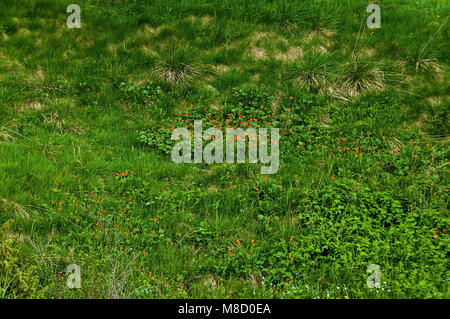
[0,0,449,298]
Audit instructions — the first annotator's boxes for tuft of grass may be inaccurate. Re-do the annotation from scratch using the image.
[0,199,30,218]
[336,57,384,98]
[404,44,443,73]
[303,5,339,36]
[288,52,335,94]
[153,42,204,85]
[269,2,303,32]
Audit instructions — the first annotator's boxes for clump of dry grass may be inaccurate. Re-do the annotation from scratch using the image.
[153,43,204,85]
[1,199,31,218]
[407,54,443,73]
[335,58,384,98]
[288,52,334,94]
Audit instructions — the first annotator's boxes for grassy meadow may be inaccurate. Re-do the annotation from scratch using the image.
[0,0,449,298]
